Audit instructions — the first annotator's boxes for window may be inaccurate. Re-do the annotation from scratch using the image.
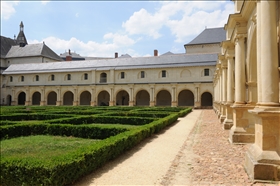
[204,69,210,76]
[162,70,166,78]
[67,74,71,80]
[121,72,125,79]
[35,75,39,81]
[10,76,13,82]
[21,76,24,82]
[100,73,107,83]
[51,74,55,81]
[84,73,88,80]
[141,71,145,78]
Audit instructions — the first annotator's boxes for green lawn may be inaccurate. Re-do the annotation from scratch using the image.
[1,135,99,162]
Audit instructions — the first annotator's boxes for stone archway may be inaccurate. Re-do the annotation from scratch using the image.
[47,91,57,105]
[63,91,74,105]
[178,90,194,106]
[18,92,26,105]
[97,90,110,106]
[80,91,91,105]
[136,90,150,106]
[201,92,213,106]
[32,92,41,105]
[156,90,171,106]
[116,90,129,106]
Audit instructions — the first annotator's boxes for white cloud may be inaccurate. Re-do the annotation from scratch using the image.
[41,1,50,5]
[29,33,138,57]
[122,1,234,42]
[1,1,19,20]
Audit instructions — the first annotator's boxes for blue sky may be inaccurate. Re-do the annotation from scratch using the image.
[1,1,234,57]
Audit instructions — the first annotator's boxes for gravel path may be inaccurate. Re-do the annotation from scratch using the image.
[72,110,279,186]
[73,110,201,186]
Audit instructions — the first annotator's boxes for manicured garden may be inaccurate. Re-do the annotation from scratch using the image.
[0,106,192,186]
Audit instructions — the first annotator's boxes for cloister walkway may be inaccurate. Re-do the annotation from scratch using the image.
[72,110,278,186]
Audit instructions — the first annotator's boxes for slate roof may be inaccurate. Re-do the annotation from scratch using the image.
[0,36,16,58]
[3,53,217,74]
[185,27,226,46]
[161,51,174,56]
[5,43,62,61]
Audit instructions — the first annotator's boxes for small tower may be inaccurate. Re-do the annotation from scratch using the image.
[16,21,28,47]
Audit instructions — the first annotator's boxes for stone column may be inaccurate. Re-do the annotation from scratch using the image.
[73,87,78,106]
[171,85,177,107]
[25,87,30,106]
[194,84,200,108]
[11,89,16,106]
[90,86,96,106]
[229,33,255,144]
[223,55,234,129]
[129,86,134,106]
[40,86,45,106]
[149,85,155,106]
[234,34,246,105]
[219,57,227,123]
[109,87,115,106]
[56,86,61,106]
[245,0,280,181]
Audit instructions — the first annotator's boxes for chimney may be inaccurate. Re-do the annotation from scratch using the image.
[154,49,158,56]
[115,52,118,58]
[66,49,72,61]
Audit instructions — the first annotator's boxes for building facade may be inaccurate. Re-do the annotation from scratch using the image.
[213,0,280,181]
[1,25,225,108]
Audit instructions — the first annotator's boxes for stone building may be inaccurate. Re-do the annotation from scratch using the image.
[1,23,225,107]
[213,0,280,181]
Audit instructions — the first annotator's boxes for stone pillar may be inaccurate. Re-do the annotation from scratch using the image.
[245,0,280,181]
[149,86,155,106]
[229,33,255,144]
[73,88,78,106]
[40,86,45,106]
[223,55,234,129]
[11,89,16,106]
[194,84,200,108]
[109,87,114,106]
[129,87,134,106]
[171,85,177,107]
[56,87,61,106]
[234,34,246,105]
[90,86,96,106]
[25,87,30,106]
[220,57,227,123]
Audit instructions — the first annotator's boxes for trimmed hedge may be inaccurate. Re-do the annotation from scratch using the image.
[0,124,129,140]
[0,113,181,186]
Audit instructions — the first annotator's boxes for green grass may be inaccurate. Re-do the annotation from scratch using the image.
[1,135,100,162]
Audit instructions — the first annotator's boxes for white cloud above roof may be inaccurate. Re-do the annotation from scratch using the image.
[1,1,19,20]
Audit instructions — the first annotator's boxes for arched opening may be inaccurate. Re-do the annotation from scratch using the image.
[156,90,171,106]
[136,90,150,106]
[178,90,194,106]
[18,92,26,105]
[32,92,41,105]
[47,91,57,105]
[80,91,91,105]
[100,73,107,83]
[63,91,74,105]
[6,95,12,106]
[98,90,110,106]
[201,92,213,106]
[116,90,129,106]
